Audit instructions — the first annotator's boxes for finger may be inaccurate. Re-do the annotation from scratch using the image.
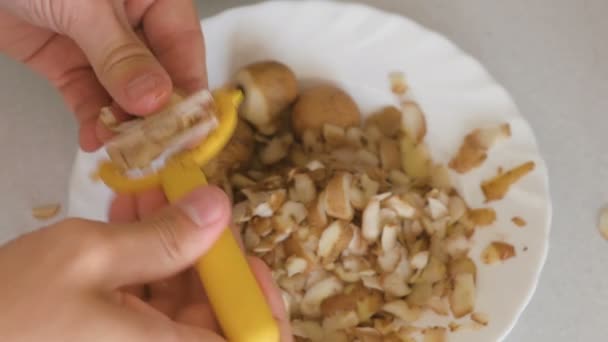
[101,299,225,342]
[142,0,208,92]
[249,257,294,342]
[133,188,192,316]
[122,284,146,300]
[16,32,111,151]
[0,9,111,151]
[80,121,104,152]
[185,268,207,301]
[113,291,163,318]
[124,0,156,27]
[175,302,220,331]
[109,194,138,223]
[174,324,226,342]
[45,55,109,152]
[108,183,166,224]
[67,1,172,115]
[95,118,117,144]
[104,186,231,286]
[134,27,151,48]
[147,273,203,317]
[147,271,188,317]
[109,195,146,299]
[148,296,180,319]
[135,187,168,219]
[112,187,186,316]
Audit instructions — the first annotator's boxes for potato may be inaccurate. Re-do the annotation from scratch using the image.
[365,106,402,138]
[291,85,361,138]
[235,61,298,135]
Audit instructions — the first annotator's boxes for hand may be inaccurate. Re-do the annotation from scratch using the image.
[0,186,292,341]
[0,0,212,274]
[0,0,207,151]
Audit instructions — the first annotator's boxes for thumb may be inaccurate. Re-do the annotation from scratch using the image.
[106,186,231,287]
[67,2,173,115]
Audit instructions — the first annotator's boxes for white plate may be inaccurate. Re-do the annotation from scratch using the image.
[67,1,552,341]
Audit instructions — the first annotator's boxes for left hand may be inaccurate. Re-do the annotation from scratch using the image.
[0,0,208,151]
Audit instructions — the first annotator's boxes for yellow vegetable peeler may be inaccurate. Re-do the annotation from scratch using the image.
[97,89,279,342]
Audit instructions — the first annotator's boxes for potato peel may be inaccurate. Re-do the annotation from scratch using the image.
[469,208,497,226]
[482,242,516,265]
[389,72,409,95]
[449,123,511,173]
[32,204,61,220]
[512,216,527,227]
[221,65,522,339]
[481,161,535,202]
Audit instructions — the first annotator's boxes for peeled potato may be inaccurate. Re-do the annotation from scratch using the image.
[235,61,298,135]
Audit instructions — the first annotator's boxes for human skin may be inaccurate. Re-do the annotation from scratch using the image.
[0,1,292,340]
[0,186,292,341]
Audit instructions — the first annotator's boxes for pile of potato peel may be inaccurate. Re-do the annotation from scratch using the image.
[99,59,534,341]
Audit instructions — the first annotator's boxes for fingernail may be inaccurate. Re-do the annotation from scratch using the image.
[178,187,229,228]
[126,73,165,103]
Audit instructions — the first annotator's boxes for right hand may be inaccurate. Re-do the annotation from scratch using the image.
[0,186,292,341]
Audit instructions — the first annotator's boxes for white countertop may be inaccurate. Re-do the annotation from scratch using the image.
[1,0,606,340]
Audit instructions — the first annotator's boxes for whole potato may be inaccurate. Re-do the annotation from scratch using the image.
[291,84,361,138]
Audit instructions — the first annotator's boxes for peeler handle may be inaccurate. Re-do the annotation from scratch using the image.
[160,161,279,342]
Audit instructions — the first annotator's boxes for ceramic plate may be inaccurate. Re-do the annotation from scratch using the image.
[67,1,552,341]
